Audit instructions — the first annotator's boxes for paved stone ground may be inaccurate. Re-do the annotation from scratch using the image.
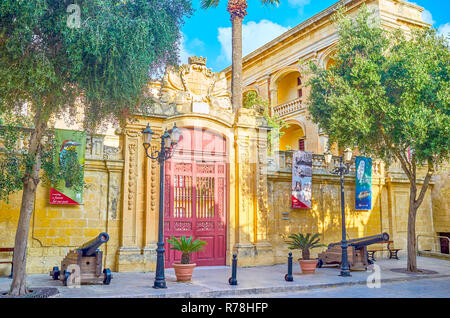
[0,256,449,298]
[227,277,450,298]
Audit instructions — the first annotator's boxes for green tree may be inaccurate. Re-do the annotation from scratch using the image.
[307,6,449,272]
[200,0,280,112]
[286,233,326,260]
[0,0,193,295]
[167,236,207,264]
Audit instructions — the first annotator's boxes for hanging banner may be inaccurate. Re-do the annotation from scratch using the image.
[292,151,312,209]
[355,156,372,210]
[49,129,86,205]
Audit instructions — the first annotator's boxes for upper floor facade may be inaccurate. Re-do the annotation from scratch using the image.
[222,0,429,154]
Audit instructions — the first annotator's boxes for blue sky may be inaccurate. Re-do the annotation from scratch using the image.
[180,0,450,73]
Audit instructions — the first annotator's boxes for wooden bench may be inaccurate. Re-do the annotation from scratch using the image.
[0,248,14,278]
[367,241,401,261]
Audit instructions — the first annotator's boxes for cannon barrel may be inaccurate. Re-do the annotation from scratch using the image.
[328,233,389,249]
[349,232,389,248]
[78,232,109,256]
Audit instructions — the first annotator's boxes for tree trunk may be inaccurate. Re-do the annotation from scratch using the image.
[231,15,243,113]
[9,117,46,296]
[406,182,418,272]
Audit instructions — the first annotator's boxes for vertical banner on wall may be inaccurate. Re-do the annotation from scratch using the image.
[355,156,372,210]
[292,151,312,209]
[49,129,86,205]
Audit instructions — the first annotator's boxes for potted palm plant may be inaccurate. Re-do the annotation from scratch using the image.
[167,236,207,282]
[286,233,325,274]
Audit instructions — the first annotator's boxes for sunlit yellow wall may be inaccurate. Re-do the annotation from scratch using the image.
[277,72,300,105]
[1,0,446,275]
[432,166,450,234]
[267,160,436,263]
[279,124,304,151]
[0,152,123,275]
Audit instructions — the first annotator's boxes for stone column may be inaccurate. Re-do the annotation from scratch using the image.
[143,126,163,271]
[233,109,256,263]
[104,159,124,270]
[269,88,277,116]
[233,109,274,266]
[254,125,274,264]
[117,127,142,271]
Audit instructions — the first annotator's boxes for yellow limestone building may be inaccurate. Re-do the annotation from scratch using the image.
[0,0,448,274]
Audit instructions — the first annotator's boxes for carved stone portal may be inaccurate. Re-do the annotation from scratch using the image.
[148,56,233,119]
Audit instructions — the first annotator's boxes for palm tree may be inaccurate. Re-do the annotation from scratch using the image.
[201,0,280,112]
[168,236,207,264]
[286,233,326,260]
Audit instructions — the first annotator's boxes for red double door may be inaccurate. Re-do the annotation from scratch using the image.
[164,127,227,267]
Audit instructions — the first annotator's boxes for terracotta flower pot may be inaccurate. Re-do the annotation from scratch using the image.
[298,259,318,274]
[173,262,196,282]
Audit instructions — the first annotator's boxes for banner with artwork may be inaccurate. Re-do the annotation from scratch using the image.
[49,129,86,205]
[355,156,372,210]
[292,151,312,209]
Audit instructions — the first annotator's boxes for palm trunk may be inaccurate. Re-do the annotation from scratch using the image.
[181,253,190,264]
[9,114,46,296]
[231,15,243,113]
[302,248,310,261]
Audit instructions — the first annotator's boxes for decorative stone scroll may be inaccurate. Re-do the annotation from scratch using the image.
[145,56,233,123]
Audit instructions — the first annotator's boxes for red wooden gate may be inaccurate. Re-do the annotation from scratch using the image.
[164,127,227,267]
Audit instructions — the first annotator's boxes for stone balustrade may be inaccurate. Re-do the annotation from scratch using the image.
[268,151,387,178]
[268,150,357,175]
[273,98,303,117]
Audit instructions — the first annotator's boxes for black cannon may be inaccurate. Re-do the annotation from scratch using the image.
[50,232,112,285]
[78,232,109,256]
[317,233,390,270]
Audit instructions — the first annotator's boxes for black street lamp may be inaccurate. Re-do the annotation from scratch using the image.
[324,147,353,277]
[142,123,181,289]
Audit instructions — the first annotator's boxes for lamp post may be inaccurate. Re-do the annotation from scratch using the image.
[324,147,353,277]
[142,123,181,289]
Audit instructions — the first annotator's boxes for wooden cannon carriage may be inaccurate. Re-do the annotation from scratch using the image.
[50,233,112,286]
[317,233,390,270]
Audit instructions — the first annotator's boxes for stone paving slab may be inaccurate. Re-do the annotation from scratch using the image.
[0,256,449,298]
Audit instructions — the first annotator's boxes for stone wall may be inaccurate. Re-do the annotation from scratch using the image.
[266,151,436,263]
[432,166,450,233]
[0,135,123,275]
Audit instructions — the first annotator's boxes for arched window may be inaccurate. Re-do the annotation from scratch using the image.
[277,71,302,105]
[279,123,305,151]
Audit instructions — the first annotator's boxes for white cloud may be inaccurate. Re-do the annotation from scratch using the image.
[421,9,435,25]
[438,23,450,43]
[288,0,310,15]
[190,38,205,50]
[217,20,289,63]
[179,34,206,65]
[403,1,435,25]
[179,34,190,64]
[288,0,310,7]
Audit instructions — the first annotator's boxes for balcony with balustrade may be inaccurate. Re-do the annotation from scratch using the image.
[272,70,304,118]
[273,97,303,118]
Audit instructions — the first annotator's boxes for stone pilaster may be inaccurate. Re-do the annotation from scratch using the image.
[233,108,274,265]
[143,127,163,271]
[104,159,124,270]
[117,127,141,271]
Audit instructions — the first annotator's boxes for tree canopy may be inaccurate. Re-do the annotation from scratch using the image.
[0,0,193,128]
[307,5,450,272]
[0,0,193,295]
[0,0,193,200]
[308,6,449,171]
